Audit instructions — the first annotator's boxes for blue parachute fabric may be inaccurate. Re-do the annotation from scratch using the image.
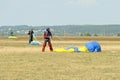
[74,47,80,52]
[85,41,101,52]
[65,46,80,52]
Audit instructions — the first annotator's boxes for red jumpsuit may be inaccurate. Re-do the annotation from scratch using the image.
[42,30,53,52]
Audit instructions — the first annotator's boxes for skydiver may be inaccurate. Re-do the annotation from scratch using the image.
[28,29,34,44]
[42,28,53,52]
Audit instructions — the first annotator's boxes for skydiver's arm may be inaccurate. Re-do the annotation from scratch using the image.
[28,31,30,35]
[44,31,49,38]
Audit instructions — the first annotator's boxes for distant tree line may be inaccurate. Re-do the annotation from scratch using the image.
[0,25,120,37]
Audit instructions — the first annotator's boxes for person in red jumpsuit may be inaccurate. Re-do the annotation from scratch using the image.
[42,28,53,52]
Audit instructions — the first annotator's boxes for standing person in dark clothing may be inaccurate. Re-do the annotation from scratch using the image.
[28,29,34,44]
[42,28,53,52]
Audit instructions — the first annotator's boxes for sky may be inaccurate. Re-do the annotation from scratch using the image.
[0,0,120,26]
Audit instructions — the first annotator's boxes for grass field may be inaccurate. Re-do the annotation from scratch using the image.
[0,36,120,80]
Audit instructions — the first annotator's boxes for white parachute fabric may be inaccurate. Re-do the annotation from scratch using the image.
[30,41,42,46]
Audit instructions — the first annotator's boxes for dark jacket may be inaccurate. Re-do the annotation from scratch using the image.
[28,30,34,38]
[44,30,52,39]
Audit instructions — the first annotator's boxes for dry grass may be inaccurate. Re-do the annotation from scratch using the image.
[0,36,120,80]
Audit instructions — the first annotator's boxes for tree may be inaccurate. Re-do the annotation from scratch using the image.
[80,33,83,36]
[94,33,98,36]
[117,33,120,36]
[85,32,92,36]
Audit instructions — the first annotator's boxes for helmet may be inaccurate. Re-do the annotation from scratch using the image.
[46,28,50,31]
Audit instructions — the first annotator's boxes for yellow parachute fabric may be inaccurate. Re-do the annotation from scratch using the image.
[54,48,75,53]
[78,46,89,52]
[54,46,89,53]
[8,36,17,39]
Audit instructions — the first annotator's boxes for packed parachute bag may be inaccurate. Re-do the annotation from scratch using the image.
[30,33,42,46]
[8,30,17,39]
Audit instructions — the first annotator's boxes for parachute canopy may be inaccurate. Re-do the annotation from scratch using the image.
[8,36,17,39]
[54,41,101,53]
[30,41,42,46]
[85,41,101,52]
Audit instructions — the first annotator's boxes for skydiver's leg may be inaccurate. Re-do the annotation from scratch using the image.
[29,37,32,44]
[48,39,53,52]
[29,36,33,44]
[42,39,48,52]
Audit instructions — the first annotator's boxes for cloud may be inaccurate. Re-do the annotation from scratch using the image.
[65,0,97,7]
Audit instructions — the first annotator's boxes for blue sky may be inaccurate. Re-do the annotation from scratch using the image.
[0,0,120,26]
